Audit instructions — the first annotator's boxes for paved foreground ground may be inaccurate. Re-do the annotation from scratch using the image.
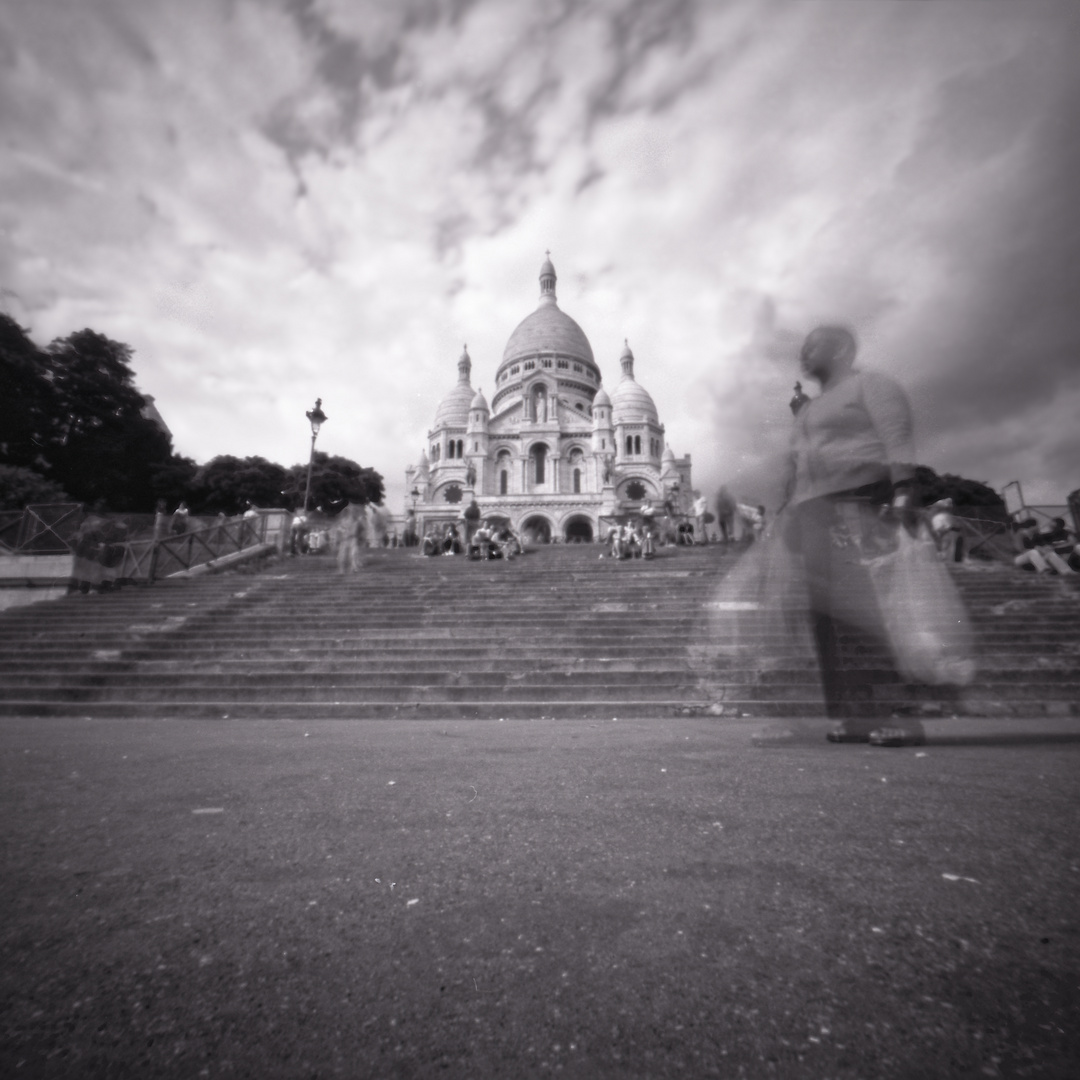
[1,716,1078,1079]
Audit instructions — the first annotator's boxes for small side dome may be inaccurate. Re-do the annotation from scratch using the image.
[611,339,659,425]
[470,388,489,412]
[433,345,475,427]
[593,385,611,408]
[661,444,676,463]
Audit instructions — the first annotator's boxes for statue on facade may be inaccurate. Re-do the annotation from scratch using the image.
[466,462,477,488]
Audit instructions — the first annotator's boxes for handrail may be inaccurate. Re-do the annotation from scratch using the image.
[120,515,269,582]
[67,512,284,588]
[0,503,84,554]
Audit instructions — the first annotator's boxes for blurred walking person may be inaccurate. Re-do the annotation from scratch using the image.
[780,325,933,746]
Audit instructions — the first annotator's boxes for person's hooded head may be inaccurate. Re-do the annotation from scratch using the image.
[800,325,857,384]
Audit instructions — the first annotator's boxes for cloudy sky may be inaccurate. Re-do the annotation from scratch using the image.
[2,0,1078,512]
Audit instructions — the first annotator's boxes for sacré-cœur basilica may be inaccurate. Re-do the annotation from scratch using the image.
[405,255,693,543]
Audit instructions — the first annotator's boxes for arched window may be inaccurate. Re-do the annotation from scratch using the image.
[625,435,633,455]
[531,444,547,485]
[496,449,512,495]
[447,441,455,459]
[573,469,581,494]
[634,435,641,455]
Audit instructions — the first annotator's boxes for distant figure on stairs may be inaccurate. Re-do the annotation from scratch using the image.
[928,499,964,563]
[335,507,365,574]
[171,502,190,536]
[442,523,462,555]
[1014,517,1078,575]
[715,487,737,544]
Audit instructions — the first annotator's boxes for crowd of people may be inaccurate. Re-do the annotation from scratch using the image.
[1013,515,1079,575]
[418,519,522,560]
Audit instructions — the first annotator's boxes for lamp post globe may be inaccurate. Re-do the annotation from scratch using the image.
[303,398,328,512]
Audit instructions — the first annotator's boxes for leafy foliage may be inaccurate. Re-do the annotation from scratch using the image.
[283,452,384,511]
[0,315,53,472]
[189,456,288,516]
[913,465,1006,511]
[148,455,198,511]
[0,465,71,511]
[40,330,178,511]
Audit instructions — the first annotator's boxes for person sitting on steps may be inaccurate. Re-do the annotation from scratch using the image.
[1014,517,1077,575]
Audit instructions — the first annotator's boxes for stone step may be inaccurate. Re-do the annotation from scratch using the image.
[2,671,1075,706]
[0,696,1073,721]
[1,544,1077,721]
[0,635,1069,658]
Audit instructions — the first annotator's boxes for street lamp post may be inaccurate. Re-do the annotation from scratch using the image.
[303,398,328,512]
[409,486,420,546]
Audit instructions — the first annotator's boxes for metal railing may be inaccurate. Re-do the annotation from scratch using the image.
[77,513,283,585]
[0,503,84,554]
[2,504,285,587]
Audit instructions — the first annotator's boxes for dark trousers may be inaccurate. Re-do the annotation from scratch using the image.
[788,483,892,720]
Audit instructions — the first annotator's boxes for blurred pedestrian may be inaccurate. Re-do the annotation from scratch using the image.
[780,325,924,746]
[715,487,736,544]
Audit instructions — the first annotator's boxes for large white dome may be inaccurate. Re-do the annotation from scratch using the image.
[494,256,599,384]
[499,303,595,368]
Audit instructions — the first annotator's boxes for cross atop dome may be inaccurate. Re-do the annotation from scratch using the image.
[457,344,472,383]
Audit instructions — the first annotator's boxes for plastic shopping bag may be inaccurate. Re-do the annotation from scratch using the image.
[866,525,976,686]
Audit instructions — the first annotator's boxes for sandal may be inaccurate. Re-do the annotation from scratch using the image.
[868,724,926,748]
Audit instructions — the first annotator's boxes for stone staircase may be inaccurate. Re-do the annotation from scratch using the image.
[0,545,1077,720]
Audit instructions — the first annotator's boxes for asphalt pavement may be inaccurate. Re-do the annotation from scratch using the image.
[2,715,1078,1079]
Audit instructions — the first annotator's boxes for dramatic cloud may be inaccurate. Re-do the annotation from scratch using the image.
[2,0,1077,510]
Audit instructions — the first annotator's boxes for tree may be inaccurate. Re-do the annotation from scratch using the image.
[149,454,198,511]
[283,452,384,511]
[42,330,175,511]
[913,466,1007,513]
[0,465,71,511]
[0,314,53,472]
[189,455,288,516]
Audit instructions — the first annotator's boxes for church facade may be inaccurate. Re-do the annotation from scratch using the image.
[405,256,692,543]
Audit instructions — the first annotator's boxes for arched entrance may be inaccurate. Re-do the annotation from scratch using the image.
[520,515,552,544]
[563,516,593,543]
